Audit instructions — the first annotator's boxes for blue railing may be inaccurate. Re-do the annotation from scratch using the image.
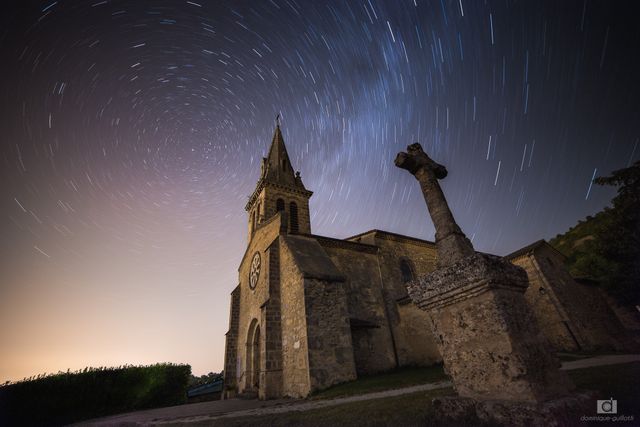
[186,379,224,398]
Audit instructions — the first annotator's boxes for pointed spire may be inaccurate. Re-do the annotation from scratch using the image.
[245,120,312,212]
[263,121,303,189]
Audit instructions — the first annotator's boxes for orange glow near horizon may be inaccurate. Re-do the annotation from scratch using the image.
[1,218,241,383]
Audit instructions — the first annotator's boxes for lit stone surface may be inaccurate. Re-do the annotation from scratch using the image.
[395,143,593,424]
[222,129,631,405]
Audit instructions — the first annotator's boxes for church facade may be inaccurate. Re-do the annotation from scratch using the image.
[222,125,632,400]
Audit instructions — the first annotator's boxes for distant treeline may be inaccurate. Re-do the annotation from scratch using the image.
[0,363,191,426]
[550,161,639,305]
[188,370,223,388]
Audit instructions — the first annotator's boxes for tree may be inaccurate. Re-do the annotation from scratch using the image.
[592,160,640,304]
[188,371,222,388]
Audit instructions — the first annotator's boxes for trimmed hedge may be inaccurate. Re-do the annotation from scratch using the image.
[0,363,191,426]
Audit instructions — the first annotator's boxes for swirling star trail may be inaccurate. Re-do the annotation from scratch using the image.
[1,0,639,381]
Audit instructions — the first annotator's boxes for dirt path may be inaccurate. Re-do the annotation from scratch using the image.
[75,398,293,426]
[81,354,640,426]
[560,354,640,370]
[152,380,453,425]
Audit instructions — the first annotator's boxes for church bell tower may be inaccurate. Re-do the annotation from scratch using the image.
[245,121,313,240]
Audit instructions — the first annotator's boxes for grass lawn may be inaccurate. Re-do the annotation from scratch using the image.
[310,364,448,399]
[569,361,640,417]
[167,388,459,427]
[166,362,639,427]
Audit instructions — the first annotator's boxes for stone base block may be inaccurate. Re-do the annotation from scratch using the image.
[408,253,573,402]
[432,392,595,427]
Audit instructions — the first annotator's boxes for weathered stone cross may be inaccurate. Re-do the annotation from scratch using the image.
[395,143,474,267]
[394,143,589,425]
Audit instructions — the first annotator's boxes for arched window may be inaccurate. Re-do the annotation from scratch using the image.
[276,198,285,212]
[282,159,287,171]
[400,258,415,284]
[289,202,299,233]
[256,202,261,224]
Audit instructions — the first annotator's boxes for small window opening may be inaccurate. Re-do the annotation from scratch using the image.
[251,210,256,232]
[400,259,415,284]
[289,202,299,233]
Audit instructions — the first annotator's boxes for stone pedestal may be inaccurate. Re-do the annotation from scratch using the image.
[395,143,591,425]
[407,253,587,425]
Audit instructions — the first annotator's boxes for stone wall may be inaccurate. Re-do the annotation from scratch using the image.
[279,237,311,397]
[279,235,356,396]
[510,242,632,352]
[222,285,240,398]
[510,254,581,352]
[235,213,286,395]
[349,231,441,367]
[256,185,311,235]
[396,303,442,365]
[260,240,283,398]
[532,245,630,351]
[304,278,357,392]
[317,237,397,375]
[228,216,636,400]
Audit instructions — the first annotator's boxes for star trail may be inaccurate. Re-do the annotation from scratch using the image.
[1,0,639,382]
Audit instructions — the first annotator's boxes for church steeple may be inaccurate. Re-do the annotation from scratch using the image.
[245,121,313,240]
[261,124,299,188]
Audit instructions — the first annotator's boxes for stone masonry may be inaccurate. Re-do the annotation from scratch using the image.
[395,143,591,425]
[222,125,634,403]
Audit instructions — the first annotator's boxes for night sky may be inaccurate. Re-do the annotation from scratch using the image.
[1,0,639,382]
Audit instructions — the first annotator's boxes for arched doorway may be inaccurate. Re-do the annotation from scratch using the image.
[246,319,261,391]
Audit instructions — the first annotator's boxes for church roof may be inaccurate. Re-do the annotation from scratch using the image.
[264,125,291,183]
[281,234,346,282]
[346,229,436,248]
[245,124,311,211]
[504,239,546,259]
[504,239,567,261]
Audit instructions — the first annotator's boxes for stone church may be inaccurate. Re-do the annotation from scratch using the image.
[222,124,632,400]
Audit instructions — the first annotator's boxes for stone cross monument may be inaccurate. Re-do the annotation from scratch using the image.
[395,143,474,267]
[395,143,592,426]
